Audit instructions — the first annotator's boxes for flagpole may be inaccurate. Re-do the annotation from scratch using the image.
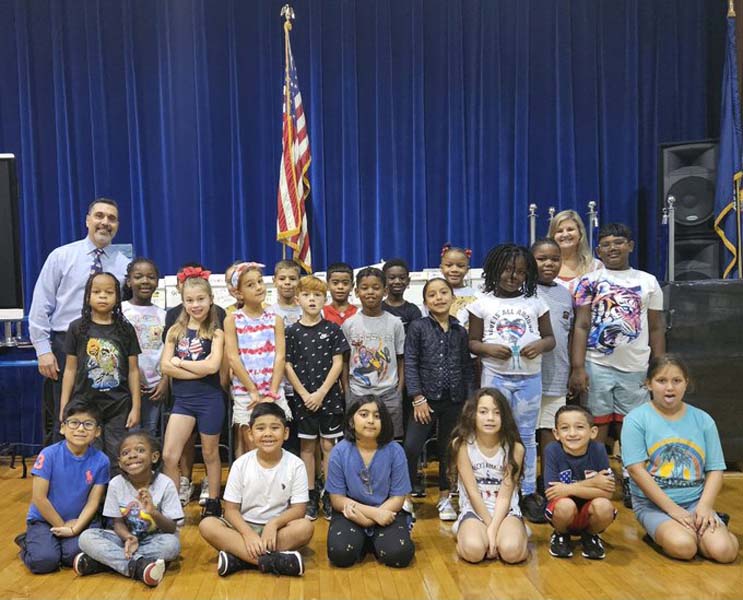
[736,172,743,277]
[280,5,295,262]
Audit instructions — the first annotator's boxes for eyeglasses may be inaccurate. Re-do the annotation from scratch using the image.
[359,467,373,496]
[598,239,629,250]
[64,418,97,431]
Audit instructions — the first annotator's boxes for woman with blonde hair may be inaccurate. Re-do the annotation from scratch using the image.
[547,210,602,292]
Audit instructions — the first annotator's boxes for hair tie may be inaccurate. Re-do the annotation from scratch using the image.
[177,266,211,283]
[230,262,266,288]
[440,242,453,257]
[464,248,472,258]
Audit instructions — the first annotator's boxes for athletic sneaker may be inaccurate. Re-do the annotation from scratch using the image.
[622,477,633,509]
[217,551,250,577]
[549,531,573,558]
[437,496,457,521]
[402,497,416,522]
[321,490,332,521]
[178,476,193,506]
[581,532,606,560]
[306,489,319,521]
[257,551,304,576]
[129,557,166,587]
[521,493,548,524]
[411,480,427,498]
[73,552,111,576]
[199,478,210,506]
[201,498,223,519]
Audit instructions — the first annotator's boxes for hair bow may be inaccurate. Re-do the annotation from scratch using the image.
[230,262,266,288]
[177,266,211,283]
[440,243,473,259]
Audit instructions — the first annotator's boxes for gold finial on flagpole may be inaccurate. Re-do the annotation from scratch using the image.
[728,0,736,18]
[281,4,295,23]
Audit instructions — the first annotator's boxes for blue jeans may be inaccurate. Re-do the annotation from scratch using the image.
[135,392,162,440]
[78,528,181,576]
[22,520,91,574]
[485,372,542,496]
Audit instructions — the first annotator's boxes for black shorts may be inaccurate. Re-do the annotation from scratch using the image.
[296,411,344,440]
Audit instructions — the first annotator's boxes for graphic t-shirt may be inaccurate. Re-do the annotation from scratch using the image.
[122,302,166,390]
[63,318,141,417]
[171,327,222,398]
[622,402,726,505]
[285,319,349,416]
[573,268,663,373]
[467,293,549,377]
[103,473,184,538]
[27,441,110,522]
[542,441,611,491]
[342,312,405,395]
[537,283,574,396]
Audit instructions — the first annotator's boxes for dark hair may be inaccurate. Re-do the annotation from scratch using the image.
[343,396,394,446]
[481,244,538,297]
[382,259,410,275]
[422,277,454,300]
[87,197,118,213]
[355,267,386,288]
[63,398,103,424]
[80,272,129,341]
[326,262,354,278]
[122,257,160,302]
[530,237,561,253]
[274,260,302,276]
[249,402,288,427]
[646,354,691,384]
[117,431,162,482]
[449,388,523,488]
[440,243,472,262]
[554,404,594,428]
[597,222,633,243]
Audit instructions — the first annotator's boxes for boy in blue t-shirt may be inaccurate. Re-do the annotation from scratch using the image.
[543,406,617,560]
[16,399,110,573]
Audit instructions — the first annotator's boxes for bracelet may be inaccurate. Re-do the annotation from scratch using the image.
[412,397,428,407]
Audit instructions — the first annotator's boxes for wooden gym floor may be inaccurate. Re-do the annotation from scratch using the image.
[2,459,742,600]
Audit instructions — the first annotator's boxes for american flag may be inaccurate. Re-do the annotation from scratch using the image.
[276,19,312,272]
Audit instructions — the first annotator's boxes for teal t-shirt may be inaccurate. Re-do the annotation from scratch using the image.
[621,402,725,505]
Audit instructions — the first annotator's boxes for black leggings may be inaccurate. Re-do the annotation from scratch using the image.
[326,511,414,568]
[403,399,462,491]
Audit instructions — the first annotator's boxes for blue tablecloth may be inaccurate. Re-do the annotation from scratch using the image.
[0,346,42,453]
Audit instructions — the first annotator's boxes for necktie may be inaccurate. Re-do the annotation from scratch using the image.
[90,248,105,275]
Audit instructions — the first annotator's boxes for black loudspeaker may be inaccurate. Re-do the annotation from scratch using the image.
[0,154,23,315]
[659,140,721,279]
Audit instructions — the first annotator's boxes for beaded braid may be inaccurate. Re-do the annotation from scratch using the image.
[79,272,130,342]
[481,243,538,298]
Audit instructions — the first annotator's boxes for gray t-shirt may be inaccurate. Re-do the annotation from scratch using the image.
[342,312,405,396]
[538,283,573,396]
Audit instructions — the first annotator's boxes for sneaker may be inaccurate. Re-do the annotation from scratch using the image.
[581,532,606,560]
[623,477,633,509]
[718,512,731,527]
[321,490,332,521]
[402,497,417,522]
[73,552,110,576]
[306,490,319,521]
[129,557,166,587]
[178,476,192,506]
[411,480,427,498]
[257,551,304,576]
[437,496,457,521]
[199,478,210,506]
[521,493,548,524]
[549,531,573,558]
[201,498,223,519]
[217,550,250,577]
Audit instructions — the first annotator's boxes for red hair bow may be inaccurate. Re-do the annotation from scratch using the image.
[177,266,212,283]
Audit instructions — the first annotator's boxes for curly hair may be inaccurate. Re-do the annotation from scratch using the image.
[122,257,160,301]
[481,243,538,297]
[79,272,129,342]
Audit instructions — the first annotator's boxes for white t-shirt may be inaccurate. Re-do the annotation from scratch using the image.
[573,267,663,373]
[223,449,309,524]
[122,302,166,390]
[468,293,549,377]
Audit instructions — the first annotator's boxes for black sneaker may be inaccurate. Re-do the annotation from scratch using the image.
[549,531,573,558]
[321,490,332,521]
[521,492,548,524]
[217,550,250,577]
[306,490,319,521]
[411,479,427,498]
[622,478,633,509]
[258,551,304,576]
[581,532,606,560]
[128,557,165,587]
[73,552,111,576]
[201,498,223,519]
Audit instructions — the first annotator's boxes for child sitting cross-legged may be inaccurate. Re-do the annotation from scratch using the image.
[543,406,617,560]
[75,431,183,587]
[199,403,314,577]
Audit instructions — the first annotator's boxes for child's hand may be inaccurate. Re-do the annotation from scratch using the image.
[138,488,155,513]
[568,367,589,395]
[304,391,324,412]
[413,399,433,424]
[372,507,396,527]
[247,390,261,410]
[124,535,139,559]
[668,507,696,531]
[50,523,77,538]
[486,344,512,360]
[485,522,499,560]
[126,408,140,429]
[519,342,542,360]
[150,378,169,403]
[243,533,265,561]
[170,356,182,367]
[592,470,616,493]
[545,482,569,501]
[261,521,279,552]
[693,506,719,537]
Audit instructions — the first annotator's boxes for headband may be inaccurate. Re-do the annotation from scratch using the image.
[177,266,211,283]
[230,262,266,288]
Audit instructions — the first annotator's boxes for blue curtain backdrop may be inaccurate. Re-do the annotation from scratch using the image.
[0,0,725,302]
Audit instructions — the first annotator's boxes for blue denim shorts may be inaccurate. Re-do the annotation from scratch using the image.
[632,494,723,541]
[585,362,648,424]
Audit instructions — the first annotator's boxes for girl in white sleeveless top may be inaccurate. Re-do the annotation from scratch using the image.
[450,388,528,564]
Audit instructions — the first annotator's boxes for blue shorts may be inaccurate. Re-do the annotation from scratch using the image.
[632,495,724,541]
[171,393,226,435]
[584,362,648,425]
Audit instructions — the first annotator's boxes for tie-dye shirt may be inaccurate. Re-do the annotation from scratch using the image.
[230,308,283,397]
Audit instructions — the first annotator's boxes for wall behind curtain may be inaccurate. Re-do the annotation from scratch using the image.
[0,0,724,302]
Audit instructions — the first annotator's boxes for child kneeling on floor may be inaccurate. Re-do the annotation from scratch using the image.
[75,431,183,587]
[199,403,314,577]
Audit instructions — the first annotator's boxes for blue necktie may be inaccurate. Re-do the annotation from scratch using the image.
[90,248,104,275]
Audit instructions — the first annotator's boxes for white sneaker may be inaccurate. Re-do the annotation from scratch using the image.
[178,477,191,506]
[402,498,416,522]
[437,496,457,521]
[198,477,209,506]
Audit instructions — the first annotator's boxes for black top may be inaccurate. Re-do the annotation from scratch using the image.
[382,301,422,333]
[64,318,141,419]
[285,319,349,415]
[171,327,223,398]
